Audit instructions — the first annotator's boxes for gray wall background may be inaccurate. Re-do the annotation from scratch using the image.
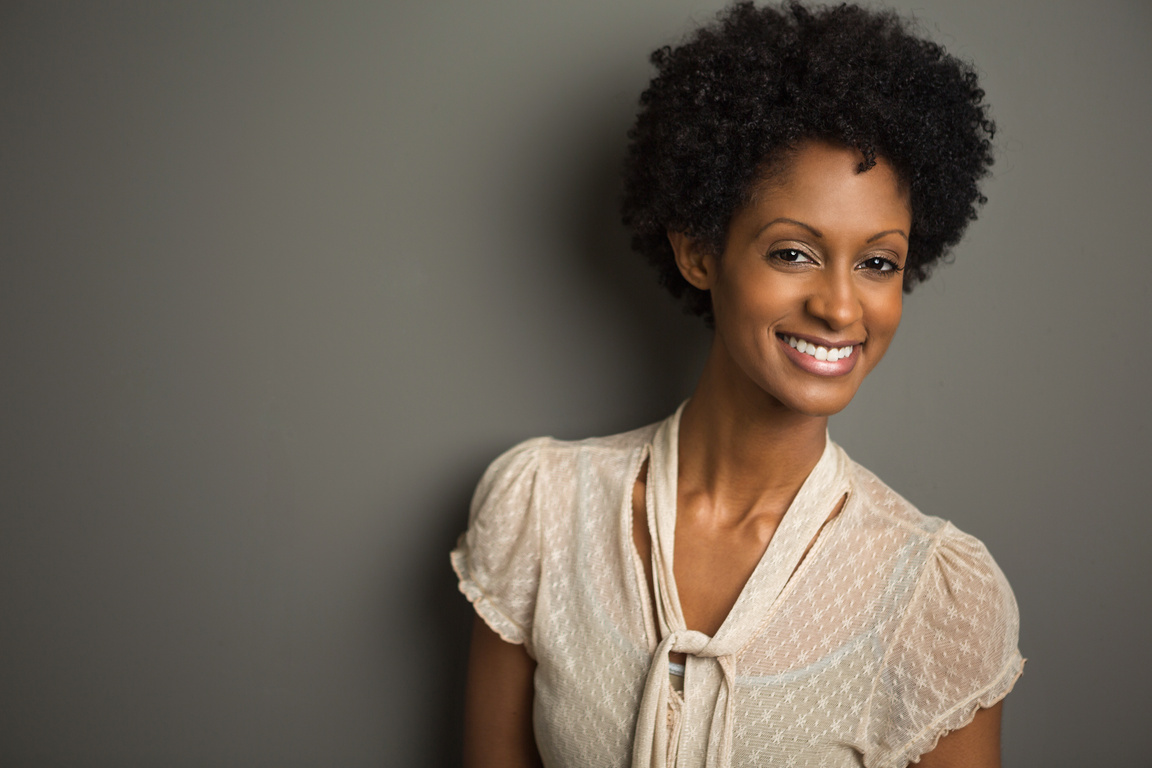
[2,1,1149,765]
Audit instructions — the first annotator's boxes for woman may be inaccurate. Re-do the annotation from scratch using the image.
[452,3,1023,766]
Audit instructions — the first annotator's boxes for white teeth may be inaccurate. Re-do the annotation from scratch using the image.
[785,336,854,362]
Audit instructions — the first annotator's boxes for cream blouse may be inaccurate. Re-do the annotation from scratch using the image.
[452,407,1023,767]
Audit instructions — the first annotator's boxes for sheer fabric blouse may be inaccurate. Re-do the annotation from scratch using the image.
[452,408,1023,768]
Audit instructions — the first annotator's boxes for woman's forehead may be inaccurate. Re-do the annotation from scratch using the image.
[737,142,912,237]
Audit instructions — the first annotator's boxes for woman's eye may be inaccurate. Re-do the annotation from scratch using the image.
[771,248,814,264]
[859,256,900,272]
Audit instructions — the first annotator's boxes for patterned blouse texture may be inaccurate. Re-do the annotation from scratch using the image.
[452,407,1023,768]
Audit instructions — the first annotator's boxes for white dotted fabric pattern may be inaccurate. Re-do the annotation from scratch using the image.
[451,409,1022,768]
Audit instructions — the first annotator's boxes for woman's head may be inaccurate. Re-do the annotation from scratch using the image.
[671,139,910,416]
[620,1,995,321]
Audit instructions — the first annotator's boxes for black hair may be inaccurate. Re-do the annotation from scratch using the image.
[620,1,996,319]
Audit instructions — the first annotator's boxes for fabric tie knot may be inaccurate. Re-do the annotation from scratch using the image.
[666,629,712,657]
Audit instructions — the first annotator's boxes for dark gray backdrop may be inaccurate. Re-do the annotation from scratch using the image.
[3,1,1149,765]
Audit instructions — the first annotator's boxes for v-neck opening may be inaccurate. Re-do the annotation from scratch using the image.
[643,404,852,655]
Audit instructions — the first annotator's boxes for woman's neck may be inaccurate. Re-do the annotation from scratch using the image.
[677,342,829,524]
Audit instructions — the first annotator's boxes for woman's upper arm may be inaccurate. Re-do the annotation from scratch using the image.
[914,702,1003,768]
[463,616,542,768]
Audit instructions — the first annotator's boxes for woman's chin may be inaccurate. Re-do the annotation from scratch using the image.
[758,375,865,419]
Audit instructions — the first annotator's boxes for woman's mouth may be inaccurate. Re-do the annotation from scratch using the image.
[783,335,855,362]
[777,334,860,376]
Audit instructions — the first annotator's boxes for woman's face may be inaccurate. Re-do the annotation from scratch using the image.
[676,140,911,417]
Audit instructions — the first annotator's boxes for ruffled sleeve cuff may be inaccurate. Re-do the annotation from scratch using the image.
[451,540,531,649]
[449,438,547,657]
[902,650,1025,765]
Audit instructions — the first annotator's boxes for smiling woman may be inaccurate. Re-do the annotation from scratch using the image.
[451,3,1021,767]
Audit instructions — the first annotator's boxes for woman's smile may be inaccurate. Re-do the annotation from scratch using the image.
[777,333,860,376]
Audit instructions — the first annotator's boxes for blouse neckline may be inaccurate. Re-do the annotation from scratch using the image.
[631,402,853,768]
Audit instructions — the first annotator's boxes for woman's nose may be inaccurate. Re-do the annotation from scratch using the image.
[805,272,863,330]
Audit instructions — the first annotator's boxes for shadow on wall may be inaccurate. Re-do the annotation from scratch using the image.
[562,108,711,429]
[409,67,709,765]
[414,471,477,768]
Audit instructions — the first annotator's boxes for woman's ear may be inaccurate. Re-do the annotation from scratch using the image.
[667,230,716,291]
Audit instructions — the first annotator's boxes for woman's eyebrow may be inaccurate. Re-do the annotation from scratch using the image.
[755,219,909,243]
[756,217,823,239]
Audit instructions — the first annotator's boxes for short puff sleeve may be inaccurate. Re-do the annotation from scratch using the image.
[866,523,1024,767]
[451,439,547,657]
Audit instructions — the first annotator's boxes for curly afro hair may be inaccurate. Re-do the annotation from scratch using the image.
[620,1,995,320]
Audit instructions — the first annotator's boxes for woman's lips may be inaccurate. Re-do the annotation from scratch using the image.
[777,333,860,376]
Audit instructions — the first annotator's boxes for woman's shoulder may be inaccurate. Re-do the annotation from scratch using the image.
[846,454,953,538]
[841,451,1012,588]
[467,419,661,525]
[481,419,662,478]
